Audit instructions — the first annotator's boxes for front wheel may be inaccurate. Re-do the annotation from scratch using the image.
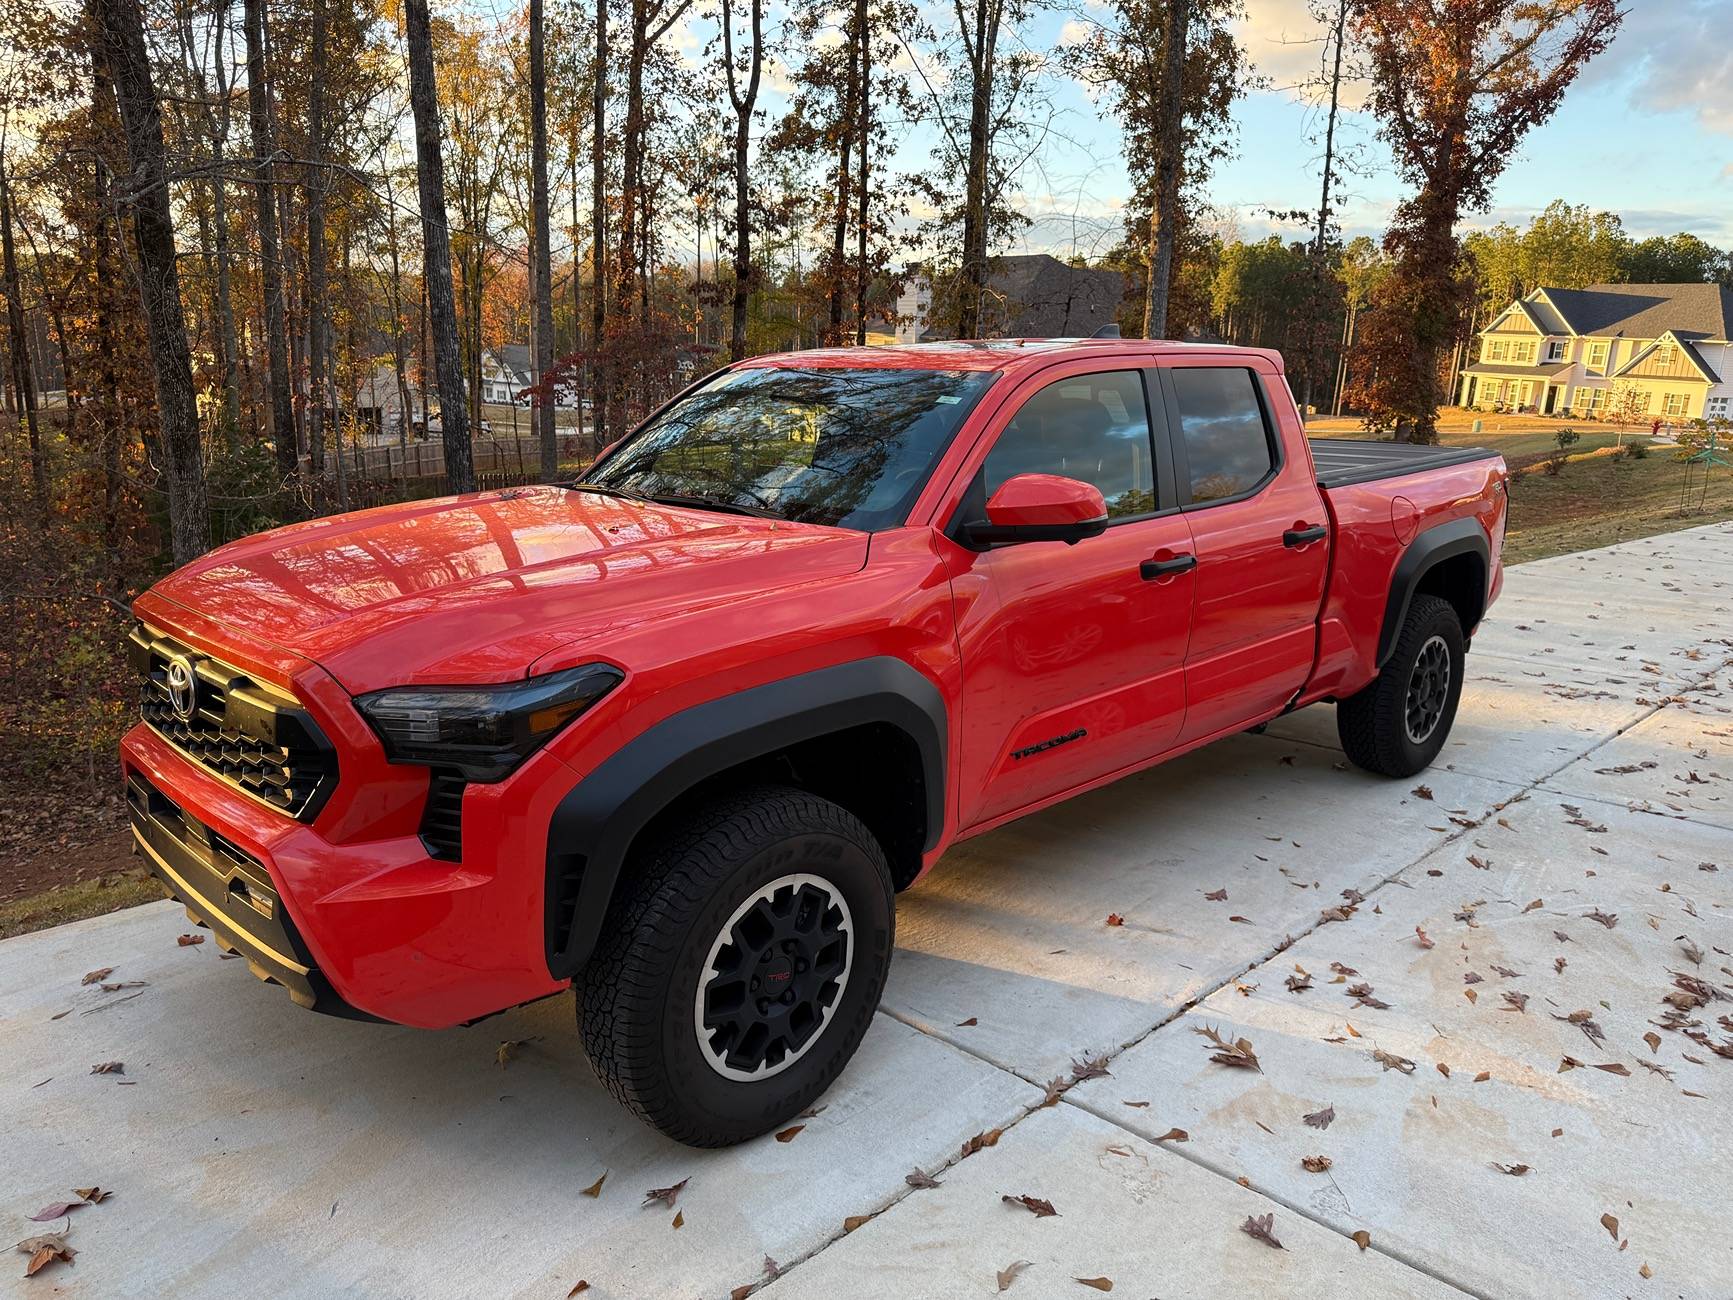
[575,785,894,1147]
[1337,593,1465,778]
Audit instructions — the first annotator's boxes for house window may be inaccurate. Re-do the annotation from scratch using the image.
[1545,340,1565,362]
[1586,340,1608,371]
[1655,343,1677,368]
[1664,392,1689,417]
[1485,340,1508,362]
[1511,342,1536,364]
[1707,396,1729,418]
[1575,387,1602,412]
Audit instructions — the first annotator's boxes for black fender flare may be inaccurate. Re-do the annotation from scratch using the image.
[543,656,947,978]
[1376,516,1491,668]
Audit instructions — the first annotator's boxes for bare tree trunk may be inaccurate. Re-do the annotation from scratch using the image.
[1300,0,1346,419]
[1142,0,1189,340]
[0,160,47,523]
[93,0,209,563]
[722,0,762,362]
[305,0,329,475]
[591,0,608,448]
[828,10,856,344]
[403,0,474,491]
[955,0,1000,339]
[243,0,296,474]
[530,0,557,477]
[853,0,869,346]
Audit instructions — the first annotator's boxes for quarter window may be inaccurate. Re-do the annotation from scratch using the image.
[984,371,1156,519]
[1171,367,1276,504]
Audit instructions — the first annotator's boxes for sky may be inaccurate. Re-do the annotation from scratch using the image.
[951,0,1733,259]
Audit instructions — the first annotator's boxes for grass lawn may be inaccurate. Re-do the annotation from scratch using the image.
[1501,447,1733,564]
[0,868,162,941]
[1307,406,1653,469]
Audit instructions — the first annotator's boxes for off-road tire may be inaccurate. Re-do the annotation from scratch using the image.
[575,785,894,1147]
[1337,594,1465,778]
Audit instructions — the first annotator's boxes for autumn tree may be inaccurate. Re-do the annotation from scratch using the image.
[1346,0,1623,442]
[719,0,762,361]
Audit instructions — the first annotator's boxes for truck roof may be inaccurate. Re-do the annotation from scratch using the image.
[739,338,1285,375]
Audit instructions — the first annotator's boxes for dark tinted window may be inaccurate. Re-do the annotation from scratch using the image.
[584,366,996,530]
[1171,368,1275,503]
[984,371,1155,519]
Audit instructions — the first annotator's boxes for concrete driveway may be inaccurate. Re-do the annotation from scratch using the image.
[4,523,1730,1300]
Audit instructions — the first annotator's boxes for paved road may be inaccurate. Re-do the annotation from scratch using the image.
[4,523,1730,1299]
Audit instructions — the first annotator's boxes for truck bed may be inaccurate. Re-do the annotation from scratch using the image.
[1308,439,1500,490]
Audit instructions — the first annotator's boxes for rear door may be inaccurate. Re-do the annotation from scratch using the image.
[941,362,1197,829]
[1156,359,1329,742]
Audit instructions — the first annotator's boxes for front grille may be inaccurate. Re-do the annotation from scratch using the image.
[129,626,337,821]
[420,768,466,860]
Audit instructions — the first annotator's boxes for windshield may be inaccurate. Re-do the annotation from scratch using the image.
[580,366,998,530]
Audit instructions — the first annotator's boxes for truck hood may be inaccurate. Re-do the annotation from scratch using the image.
[145,485,869,691]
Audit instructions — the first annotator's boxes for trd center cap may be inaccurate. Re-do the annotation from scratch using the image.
[761,956,796,994]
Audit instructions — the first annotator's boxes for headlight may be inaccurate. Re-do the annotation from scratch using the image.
[355,663,622,781]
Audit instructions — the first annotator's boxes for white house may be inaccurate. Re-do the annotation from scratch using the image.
[1459,282,1733,422]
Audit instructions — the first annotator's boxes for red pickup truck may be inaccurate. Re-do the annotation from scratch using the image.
[122,339,1506,1146]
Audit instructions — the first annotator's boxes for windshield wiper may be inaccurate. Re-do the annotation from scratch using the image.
[564,482,653,504]
[643,492,783,520]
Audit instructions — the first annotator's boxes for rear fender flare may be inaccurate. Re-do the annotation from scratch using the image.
[543,657,946,978]
[1376,517,1490,668]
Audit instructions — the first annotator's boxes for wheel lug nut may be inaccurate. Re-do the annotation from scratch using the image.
[750,977,759,991]
[757,998,769,1014]
[781,990,795,1004]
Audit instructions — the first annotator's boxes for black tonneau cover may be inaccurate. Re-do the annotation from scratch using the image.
[1308,438,1500,490]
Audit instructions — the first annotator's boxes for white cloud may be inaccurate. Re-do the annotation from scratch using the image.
[1579,1,1733,134]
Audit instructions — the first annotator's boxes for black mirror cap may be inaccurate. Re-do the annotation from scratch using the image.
[963,514,1109,548]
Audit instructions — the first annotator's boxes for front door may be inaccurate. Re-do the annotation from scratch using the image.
[946,365,1196,829]
[1158,360,1330,742]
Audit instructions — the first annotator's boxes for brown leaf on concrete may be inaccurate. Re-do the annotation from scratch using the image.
[1639,1263,1653,1279]
[580,1171,607,1198]
[1555,957,1568,974]
[843,1214,871,1233]
[1644,1032,1661,1054]
[1523,899,1544,913]
[1194,1023,1260,1071]
[81,967,113,985]
[905,1167,942,1189]
[1414,926,1435,949]
[177,933,204,946]
[1121,1100,1150,1109]
[671,1210,684,1229]
[1286,970,1313,992]
[1593,1062,1631,1076]
[1464,988,1478,1004]
[1330,961,1359,976]
[1474,1071,1490,1082]
[1601,1213,1619,1241]
[1559,1056,1583,1072]
[997,1259,1033,1291]
[1468,854,1491,870]
[566,1282,589,1296]
[1437,1062,1451,1077]
[90,1061,123,1075]
[1074,1278,1114,1292]
[730,1288,753,1300]
[496,1036,541,1068]
[73,1188,109,1204]
[1303,1104,1335,1129]
[961,1129,1003,1158]
[1412,785,1433,800]
[27,1202,82,1223]
[1373,1047,1416,1074]
[1001,1194,1058,1218]
[1301,1155,1333,1172]
[774,1125,804,1143]
[1492,965,1522,979]
[1040,1077,1068,1108]
[1491,1163,1531,1176]
[1204,888,1228,902]
[1240,1213,1285,1250]
[1503,991,1529,1013]
[1154,1127,1189,1142]
[1352,1229,1371,1251]
[1463,972,1483,985]
[1587,909,1618,929]
[643,1178,688,1209]
[1105,913,1125,927]
[956,1017,978,1027]
[1070,1053,1112,1083]
[14,1234,76,1277]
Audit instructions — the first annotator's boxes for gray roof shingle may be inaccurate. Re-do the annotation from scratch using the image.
[1536,283,1733,339]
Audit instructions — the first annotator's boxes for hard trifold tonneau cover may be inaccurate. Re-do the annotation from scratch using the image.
[1308,438,1501,490]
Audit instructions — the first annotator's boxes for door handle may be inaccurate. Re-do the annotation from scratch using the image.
[1140,553,1197,580]
[1282,525,1327,548]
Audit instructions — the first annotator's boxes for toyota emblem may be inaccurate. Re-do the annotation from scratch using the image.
[165,657,197,722]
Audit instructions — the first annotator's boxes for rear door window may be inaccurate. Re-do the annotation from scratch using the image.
[1170,368,1276,503]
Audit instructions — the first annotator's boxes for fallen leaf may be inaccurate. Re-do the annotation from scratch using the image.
[1414,926,1435,949]
[961,1129,1003,1158]
[1105,913,1125,927]
[1555,957,1568,974]
[1228,915,1252,924]
[1503,991,1529,1013]
[1463,972,1484,985]
[1593,1062,1631,1077]
[1523,899,1543,914]
[1302,1104,1335,1130]
[1286,970,1313,992]
[1240,1212,1285,1250]
[1373,1047,1416,1074]
[1639,1263,1653,1280]
[27,1203,82,1223]
[580,1171,607,1198]
[643,1178,688,1209]
[14,1233,76,1277]
[956,1017,978,1027]
[997,1259,1033,1291]
[1474,1071,1490,1082]
[1193,1023,1260,1072]
[671,1210,684,1230]
[81,968,114,985]
[730,1288,753,1300]
[1074,1277,1114,1291]
[1437,1062,1451,1077]
[1301,1155,1333,1172]
[906,1167,942,1189]
[567,1282,590,1297]
[1352,1229,1371,1251]
[1464,988,1478,1004]
[1491,1163,1531,1176]
[843,1214,871,1233]
[1587,909,1618,929]
[496,1036,541,1068]
[774,1125,804,1143]
[1122,1100,1150,1110]
[177,933,204,947]
[73,1188,109,1204]
[1644,1032,1661,1054]
[1154,1127,1188,1142]
[90,1061,123,1075]
[1070,1054,1111,1083]
[1001,1193,1058,1218]
[1412,785,1434,800]
[1204,888,1228,902]
[1468,854,1490,870]
[1601,1213,1619,1241]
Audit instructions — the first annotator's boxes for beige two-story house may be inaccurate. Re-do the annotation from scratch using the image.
[1459,282,1733,422]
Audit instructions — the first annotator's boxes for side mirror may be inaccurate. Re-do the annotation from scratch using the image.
[965,473,1109,547]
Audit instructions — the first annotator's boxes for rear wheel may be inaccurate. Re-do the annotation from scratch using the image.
[1337,593,1465,778]
[575,785,894,1147]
